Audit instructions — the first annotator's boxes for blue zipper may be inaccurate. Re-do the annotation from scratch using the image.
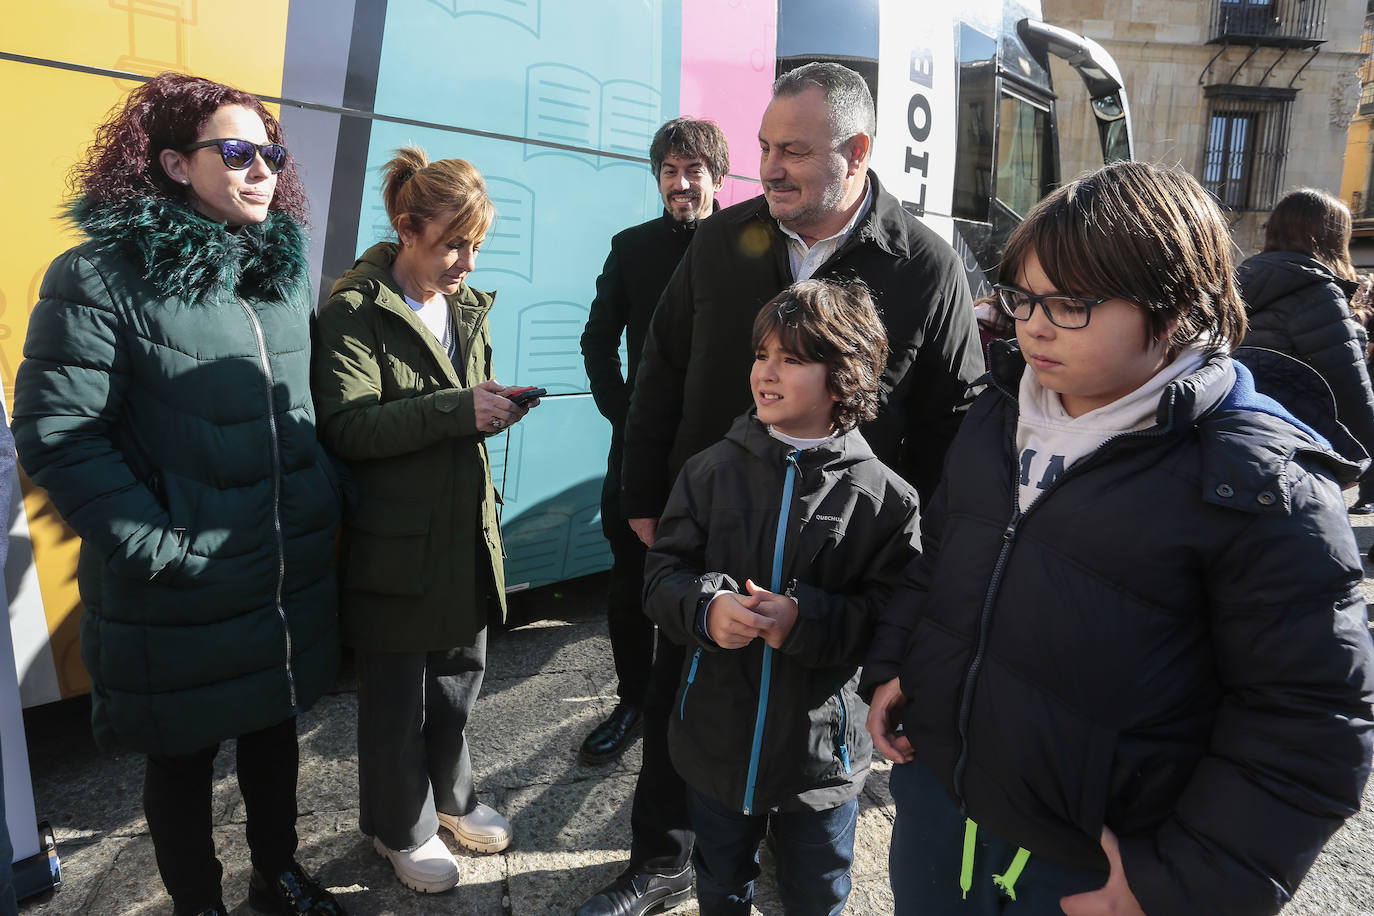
[834,683,852,774]
[680,647,702,719]
[742,448,800,814]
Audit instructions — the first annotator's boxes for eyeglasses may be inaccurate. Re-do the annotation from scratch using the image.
[993,284,1108,330]
[181,138,288,173]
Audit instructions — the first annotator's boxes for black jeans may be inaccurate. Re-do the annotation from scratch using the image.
[628,636,693,872]
[605,522,655,706]
[144,716,299,914]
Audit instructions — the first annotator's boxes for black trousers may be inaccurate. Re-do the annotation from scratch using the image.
[143,716,299,914]
[605,522,656,705]
[628,636,693,871]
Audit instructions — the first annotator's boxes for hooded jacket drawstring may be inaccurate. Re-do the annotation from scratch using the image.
[960,817,1032,901]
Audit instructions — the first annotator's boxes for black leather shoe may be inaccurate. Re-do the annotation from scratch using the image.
[247,862,347,915]
[579,702,643,764]
[1351,500,1374,515]
[575,864,694,916]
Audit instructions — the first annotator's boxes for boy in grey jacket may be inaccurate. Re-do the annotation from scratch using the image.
[643,279,921,915]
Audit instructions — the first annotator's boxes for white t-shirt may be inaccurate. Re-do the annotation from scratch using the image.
[1015,343,1212,511]
[403,292,451,352]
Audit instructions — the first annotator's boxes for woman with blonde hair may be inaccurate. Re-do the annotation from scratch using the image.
[1237,187,1374,512]
[312,146,535,894]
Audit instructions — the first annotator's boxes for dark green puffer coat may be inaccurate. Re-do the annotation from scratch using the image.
[12,196,341,756]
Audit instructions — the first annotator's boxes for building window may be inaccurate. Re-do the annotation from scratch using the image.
[1201,87,1295,210]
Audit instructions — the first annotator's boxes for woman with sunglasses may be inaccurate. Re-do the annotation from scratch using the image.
[11,73,345,915]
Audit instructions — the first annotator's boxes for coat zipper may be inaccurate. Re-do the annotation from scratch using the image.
[240,300,297,709]
[834,683,852,775]
[742,447,800,815]
[681,647,702,719]
[950,381,1178,807]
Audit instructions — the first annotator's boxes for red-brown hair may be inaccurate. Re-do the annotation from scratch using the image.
[70,72,307,221]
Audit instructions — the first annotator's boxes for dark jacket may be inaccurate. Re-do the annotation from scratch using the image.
[646,412,920,814]
[312,243,506,652]
[864,339,1374,915]
[581,207,709,531]
[621,170,983,517]
[12,197,341,756]
[1237,250,1374,466]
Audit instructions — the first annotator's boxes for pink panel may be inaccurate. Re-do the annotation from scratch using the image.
[680,0,777,206]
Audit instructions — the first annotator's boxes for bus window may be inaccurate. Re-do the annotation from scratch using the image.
[953,24,998,222]
[996,90,1051,219]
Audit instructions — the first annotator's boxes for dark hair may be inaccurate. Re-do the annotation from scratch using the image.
[69,72,306,221]
[751,279,889,431]
[381,145,495,244]
[773,62,876,143]
[648,118,730,183]
[998,161,1246,353]
[1263,188,1356,282]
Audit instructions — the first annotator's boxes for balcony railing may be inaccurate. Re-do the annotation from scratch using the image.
[1209,0,1327,47]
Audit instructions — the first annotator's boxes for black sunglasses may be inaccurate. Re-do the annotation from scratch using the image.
[992,284,1109,330]
[182,138,288,174]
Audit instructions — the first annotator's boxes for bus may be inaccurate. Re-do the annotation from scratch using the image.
[0,0,1132,709]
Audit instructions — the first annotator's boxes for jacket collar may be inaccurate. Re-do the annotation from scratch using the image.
[724,410,875,472]
[332,242,494,388]
[69,195,307,305]
[983,336,1233,432]
[983,337,1363,510]
[659,199,721,237]
[747,169,909,262]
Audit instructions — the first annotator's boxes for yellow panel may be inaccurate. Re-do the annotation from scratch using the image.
[8,1,289,100]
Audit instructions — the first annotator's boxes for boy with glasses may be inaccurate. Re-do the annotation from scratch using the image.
[864,161,1374,915]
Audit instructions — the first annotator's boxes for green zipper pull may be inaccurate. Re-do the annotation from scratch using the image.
[961,818,977,899]
[992,847,1031,901]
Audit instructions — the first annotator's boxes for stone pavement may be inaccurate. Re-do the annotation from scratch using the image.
[14,531,1374,915]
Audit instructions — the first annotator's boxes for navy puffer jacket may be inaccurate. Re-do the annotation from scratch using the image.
[864,340,1374,915]
[1238,250,1374,467]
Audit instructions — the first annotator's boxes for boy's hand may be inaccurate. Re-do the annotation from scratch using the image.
[743,579,797,649]
[706,593,772,649]
[1059,827,1146,916]
[866,677,914,763]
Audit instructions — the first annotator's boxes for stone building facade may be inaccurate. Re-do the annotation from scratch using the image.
[1042,0,1366,256]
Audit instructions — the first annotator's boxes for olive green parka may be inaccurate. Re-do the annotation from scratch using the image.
[312,242,506,651]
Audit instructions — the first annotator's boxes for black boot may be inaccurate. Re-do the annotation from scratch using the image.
[247,862,346,915]
[575,864,694,916]
[579,702,643,764]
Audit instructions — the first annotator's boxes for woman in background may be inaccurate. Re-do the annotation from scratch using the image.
[1237,187,1374,512]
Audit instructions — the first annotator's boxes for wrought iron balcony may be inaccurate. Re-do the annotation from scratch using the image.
[1209,0,1327,47]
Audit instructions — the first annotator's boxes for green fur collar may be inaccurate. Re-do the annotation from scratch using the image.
[69,196,308,305]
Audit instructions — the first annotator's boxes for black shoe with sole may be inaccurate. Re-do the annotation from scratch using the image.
[247,862,347,915]
[579,702,643,764]
[1350,500,1374,515]
[575,864,694,916]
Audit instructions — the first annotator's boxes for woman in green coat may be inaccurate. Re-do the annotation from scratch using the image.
[11,74,344,915]
[312,146,536,895]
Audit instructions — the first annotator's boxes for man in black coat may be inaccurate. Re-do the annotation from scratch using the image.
[576,63,984,916]
[578,118,730,767]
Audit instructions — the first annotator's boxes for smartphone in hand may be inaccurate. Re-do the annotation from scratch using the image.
[509,386,546,408]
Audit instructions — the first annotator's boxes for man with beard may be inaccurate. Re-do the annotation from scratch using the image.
[578,118,730,767]
[575,63,984,916]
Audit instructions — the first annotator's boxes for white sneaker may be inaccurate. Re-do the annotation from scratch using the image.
[372,834,459,893]
[438,803,512,854]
